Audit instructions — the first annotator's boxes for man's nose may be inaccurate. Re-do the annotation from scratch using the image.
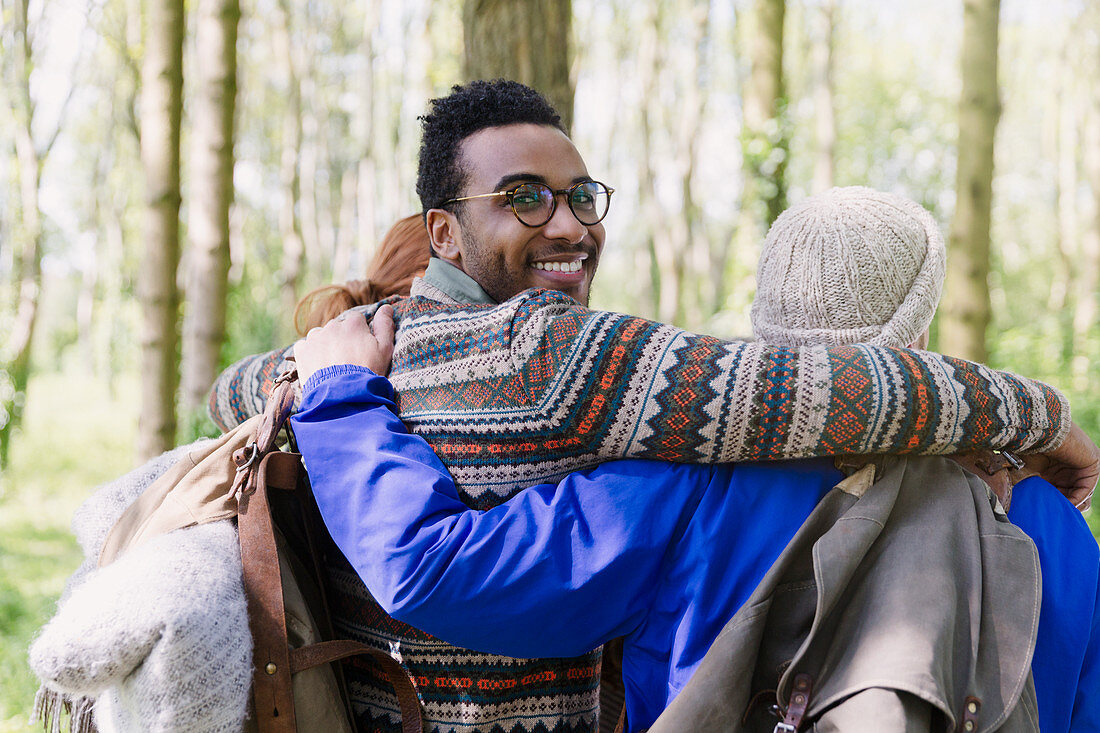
[542,197,587,243]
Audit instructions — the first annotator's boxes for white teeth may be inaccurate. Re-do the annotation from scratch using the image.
[533,261,582,273]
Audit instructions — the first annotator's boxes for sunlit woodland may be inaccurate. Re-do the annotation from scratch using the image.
[2,0,1100,727]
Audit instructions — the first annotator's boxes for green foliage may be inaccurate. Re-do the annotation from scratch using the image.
[740,98,791,227]
[0,370,138,732]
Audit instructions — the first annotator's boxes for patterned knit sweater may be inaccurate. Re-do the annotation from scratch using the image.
[209,278,1069,733]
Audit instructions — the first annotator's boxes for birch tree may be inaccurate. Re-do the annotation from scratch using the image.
[811,0,837,194]
[137,0,184,458]
[180,0,239,422]
[940,0,1000,362]
[0,0,76,466]
[463,0,574,131]
[274,0,304,327]
[1076,25,1100,387]
[637,0,710,327]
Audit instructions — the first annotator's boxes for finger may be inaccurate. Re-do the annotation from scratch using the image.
[291,339,311,380]
[372,305,396,351]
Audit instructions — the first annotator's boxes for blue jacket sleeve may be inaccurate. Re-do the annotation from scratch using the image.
[290,366,708,658]
[1007,476,1100,732]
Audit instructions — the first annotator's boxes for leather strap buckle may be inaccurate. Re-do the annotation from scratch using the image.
[235,443,259,472]
[998,450,1025,470]
[776,673,813,732]
[273,368,298,386]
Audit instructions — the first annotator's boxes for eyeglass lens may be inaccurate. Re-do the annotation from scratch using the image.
[511,182,611,226]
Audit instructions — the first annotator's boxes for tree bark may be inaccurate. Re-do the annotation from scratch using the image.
[811,0,837,194]
[1,0,66,465]
[180,0,239,420]
[137,0,185,459]
[274,0,304,332]
[741,0,787,228]
[355,0,381,256]
[940,0,1000,363]
[1051,52,1077,314]
[637,2,680,325]
[674,0,710,328]
[462,0,574,131]
[1,80,42,464]
[1075,63,1100,387]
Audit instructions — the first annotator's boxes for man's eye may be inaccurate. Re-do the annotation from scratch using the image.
[512,189,545,210]
[571,191,595,208]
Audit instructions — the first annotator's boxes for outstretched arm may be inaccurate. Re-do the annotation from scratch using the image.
[213,291,1091,498]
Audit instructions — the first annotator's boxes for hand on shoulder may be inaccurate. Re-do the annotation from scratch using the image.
[292,304,396,385]
[1023,422,1099,511]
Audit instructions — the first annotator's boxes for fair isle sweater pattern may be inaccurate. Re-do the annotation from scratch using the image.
[209,286,1069,733]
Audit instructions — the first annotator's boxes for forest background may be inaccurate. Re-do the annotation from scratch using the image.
[2,0,1099,728]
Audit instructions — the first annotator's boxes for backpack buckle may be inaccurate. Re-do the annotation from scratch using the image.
[235,442,259,472]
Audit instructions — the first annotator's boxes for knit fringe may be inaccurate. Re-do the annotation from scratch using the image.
[32,686,98,733]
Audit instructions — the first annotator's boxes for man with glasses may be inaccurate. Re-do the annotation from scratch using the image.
[212,80,1097,733]
[420,117,611,307]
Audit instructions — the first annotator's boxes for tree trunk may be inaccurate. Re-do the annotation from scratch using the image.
[180,0,239,421]
[940,0,1000,363]
[811,0,837,194]
[355,0,381,256]
[1075,65,1100,388]
[462,0,574,131]
[637,2,679,324]
[334,166,356,282]
[1051,53,1077,315]
[741,0,787,229]
[674,0,710,328]
[274,0,304,332]
[299,72,322,282]
[137,0,185,459]
[2,0,49,465]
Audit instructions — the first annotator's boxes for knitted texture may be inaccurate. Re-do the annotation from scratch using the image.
[208,281,1070,733]
[751,186,946,348]
[30,444,252,733]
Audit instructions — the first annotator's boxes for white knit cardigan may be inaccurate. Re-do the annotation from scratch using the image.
[29,442,253,733]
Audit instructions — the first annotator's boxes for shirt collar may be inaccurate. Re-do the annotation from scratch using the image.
[420,258,497,305]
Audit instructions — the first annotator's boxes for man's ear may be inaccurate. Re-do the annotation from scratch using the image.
[425,208,462,264]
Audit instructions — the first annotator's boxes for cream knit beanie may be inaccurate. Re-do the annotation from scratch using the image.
[750,186,946,348]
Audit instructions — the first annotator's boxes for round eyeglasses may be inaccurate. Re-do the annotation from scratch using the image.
[443,180,615,228]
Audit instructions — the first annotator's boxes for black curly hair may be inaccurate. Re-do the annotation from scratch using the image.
[416,79,566,215]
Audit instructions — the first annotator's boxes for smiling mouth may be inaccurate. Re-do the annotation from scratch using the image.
[532,261,583,273]
[531,255,587,274]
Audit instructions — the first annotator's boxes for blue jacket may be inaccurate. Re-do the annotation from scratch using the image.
[291,366,1099,731]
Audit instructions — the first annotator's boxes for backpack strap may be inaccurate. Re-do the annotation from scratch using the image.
[239,452,299,732]
[231,370,299,501]
[238,372,424,733]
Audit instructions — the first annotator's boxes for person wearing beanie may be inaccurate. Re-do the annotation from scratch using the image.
[751,186,944,350]
[750,186,1098,733]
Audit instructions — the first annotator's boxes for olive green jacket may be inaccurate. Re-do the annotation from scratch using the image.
[650,457,1041,732]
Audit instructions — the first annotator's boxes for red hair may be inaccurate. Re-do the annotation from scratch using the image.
[294,215,431,334]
